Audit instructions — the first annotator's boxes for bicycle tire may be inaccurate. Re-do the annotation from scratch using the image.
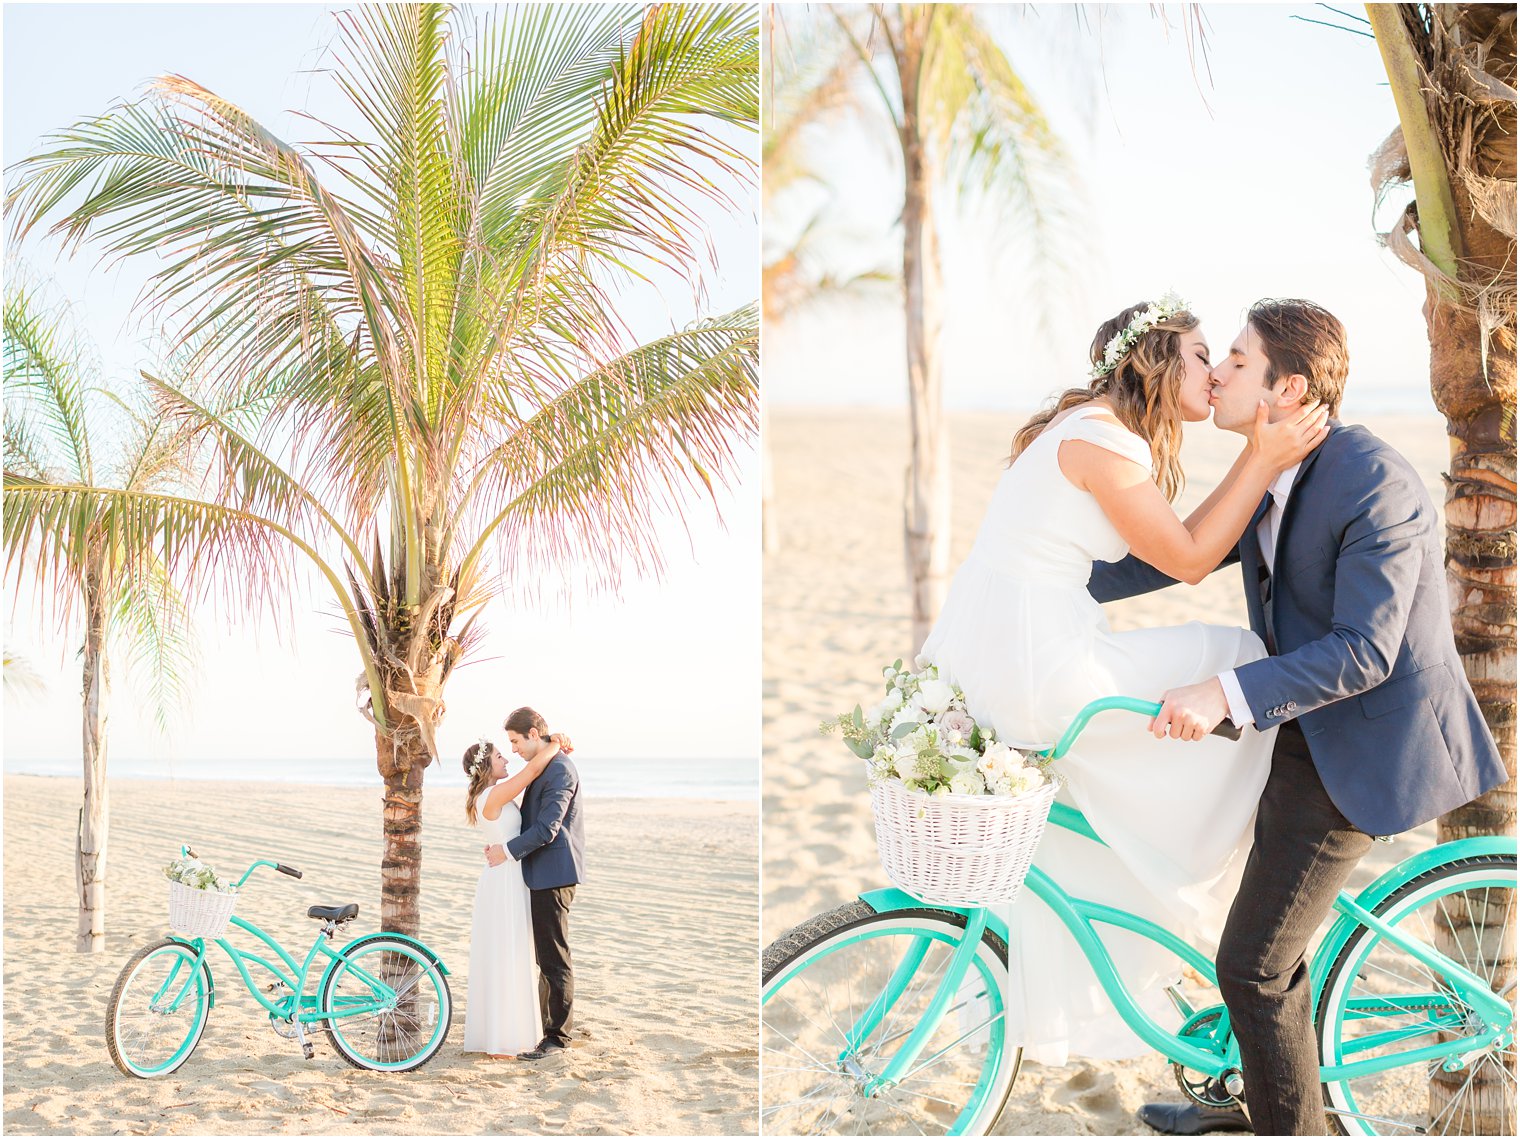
[320,936,452,1072]
[763,901,1020,1136]
[1316,853,1517,1136]
[106,939,213,1078]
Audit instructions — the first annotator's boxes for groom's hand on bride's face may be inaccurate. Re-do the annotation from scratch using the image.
[484,844,508,867]
[1152,679,1229,742]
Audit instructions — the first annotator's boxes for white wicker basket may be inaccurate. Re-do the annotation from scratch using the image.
[167,879,238,938]
[868,771,1060,907]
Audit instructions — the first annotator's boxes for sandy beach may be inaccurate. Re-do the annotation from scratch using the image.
[3,776,758,1136]
[762,407,1450,1135]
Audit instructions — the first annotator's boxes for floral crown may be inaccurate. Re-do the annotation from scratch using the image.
[469,737,493,774]
[1090,291,1191,379]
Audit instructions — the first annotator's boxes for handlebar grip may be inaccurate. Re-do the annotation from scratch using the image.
[1210,720,1243,741]
[276,864,302,879]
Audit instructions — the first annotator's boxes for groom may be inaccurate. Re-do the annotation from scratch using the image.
[485,705,585,1062]
[1088,299,1507,1136]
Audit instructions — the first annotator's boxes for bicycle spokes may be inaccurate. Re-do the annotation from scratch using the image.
[764,917,1011,1136]
[1320,866,1516,1136]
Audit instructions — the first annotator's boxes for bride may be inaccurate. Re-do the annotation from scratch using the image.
[920,295,1328,1064]
[460,737,555,1058]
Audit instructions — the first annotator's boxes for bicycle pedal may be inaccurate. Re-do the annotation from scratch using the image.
[302,1043,314,1060]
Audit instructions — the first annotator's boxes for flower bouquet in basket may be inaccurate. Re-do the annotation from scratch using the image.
[164,850,239,938]
[822,658,1059,906]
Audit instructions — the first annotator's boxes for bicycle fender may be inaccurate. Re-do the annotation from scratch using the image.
[167,935,216,1010]
[858,888,1012,946]
[1309,836,1517,1002]
[316,931,451,994]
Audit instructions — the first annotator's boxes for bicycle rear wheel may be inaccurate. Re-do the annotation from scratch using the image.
[1317,854,1516,1135]
[320,936,451,1071]
[762,901,1019,1136]
[106,939,212,1078]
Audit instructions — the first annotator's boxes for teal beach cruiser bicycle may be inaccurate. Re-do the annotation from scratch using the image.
[762,698,1517,1135]
[107,848,452,1077]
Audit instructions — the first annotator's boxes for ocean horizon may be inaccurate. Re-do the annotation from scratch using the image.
[3,753,757,801]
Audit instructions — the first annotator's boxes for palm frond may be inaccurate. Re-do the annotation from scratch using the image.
[2,647,48,700]
[3,280,95,483]
[3,480,290,622]
[456,303,758,590]
[110,551,197,734]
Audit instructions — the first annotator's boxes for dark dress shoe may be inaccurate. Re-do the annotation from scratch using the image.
[517,1038,568,1061]
[1138,1102,1253,1135]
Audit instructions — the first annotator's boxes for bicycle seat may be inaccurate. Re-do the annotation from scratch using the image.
[307,904,359,923]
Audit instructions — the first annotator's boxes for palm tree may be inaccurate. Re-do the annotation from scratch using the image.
[5,3,760,938]
[3,281,197,952]
[766,5,1082,652]
[1367,4,1515,1131]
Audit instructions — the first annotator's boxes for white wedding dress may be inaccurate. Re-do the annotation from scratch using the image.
[920,405,1276,1065]
[461,790,541,1055]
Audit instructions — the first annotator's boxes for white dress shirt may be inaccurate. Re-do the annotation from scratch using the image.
[1218,462,1302,726]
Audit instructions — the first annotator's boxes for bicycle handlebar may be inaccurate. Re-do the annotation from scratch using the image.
[179,847,303,887]
[1041,697,1241,760]
[233,859,303,888]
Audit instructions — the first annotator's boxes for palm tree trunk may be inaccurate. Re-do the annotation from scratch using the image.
[896,14,950,656]
[1414,8,1517,1130]
[77,587,109,953]
[377,726,429,938]
[1429,309,1516,1136]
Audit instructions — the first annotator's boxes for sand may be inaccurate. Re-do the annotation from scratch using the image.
[2,776,758,1136]
[761,407,1450,1136]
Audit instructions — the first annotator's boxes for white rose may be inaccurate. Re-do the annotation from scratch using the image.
[888,704,926,736]
[1009,766,1047,795]
[931,784,950,797]
[943,745,979,770]
[881,687,905,710]
[949,771,985,797]
[918,677,956,714]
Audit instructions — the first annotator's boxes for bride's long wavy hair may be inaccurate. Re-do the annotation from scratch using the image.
[1008,301,1199,501]
[463,742,497,826]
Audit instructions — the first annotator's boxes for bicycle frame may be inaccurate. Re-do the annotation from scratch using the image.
[152,857,445,1027]
[847,698,1516,1092]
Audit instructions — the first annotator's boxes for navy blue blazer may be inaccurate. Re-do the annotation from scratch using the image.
[1087,421,1506,836]
[506,754,585,890]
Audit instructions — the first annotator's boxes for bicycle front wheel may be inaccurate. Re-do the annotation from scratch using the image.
[106,939,213,1078]
[1317,853,1516,1136]
[320,937,451,1071]
[762,901,1019,1136]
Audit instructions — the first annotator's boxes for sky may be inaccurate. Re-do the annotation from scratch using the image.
[2,3,761,770]
[764,2,1440,419]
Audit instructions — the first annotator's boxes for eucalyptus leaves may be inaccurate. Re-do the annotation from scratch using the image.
[823,658,1050,798]
[163,853,235,895]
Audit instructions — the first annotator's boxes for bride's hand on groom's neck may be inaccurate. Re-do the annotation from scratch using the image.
[1249,399,1330,474]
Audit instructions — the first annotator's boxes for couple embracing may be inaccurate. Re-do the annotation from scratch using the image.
[923,296,1506,1135]
[459,706,585,1062]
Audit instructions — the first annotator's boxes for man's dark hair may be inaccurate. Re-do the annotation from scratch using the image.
[1247,298,1349,416]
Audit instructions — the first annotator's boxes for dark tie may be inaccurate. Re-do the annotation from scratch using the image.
[1258,560,1277,654]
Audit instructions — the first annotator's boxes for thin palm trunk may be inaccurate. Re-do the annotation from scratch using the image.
[77,580,109,953]
[896,17,950,656]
